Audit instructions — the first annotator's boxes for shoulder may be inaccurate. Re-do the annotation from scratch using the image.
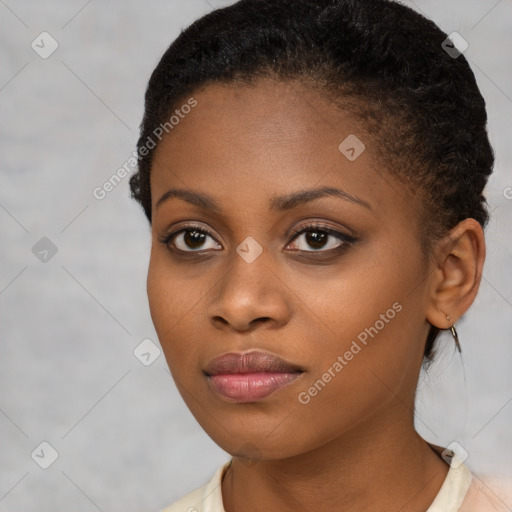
[159,461,232,512]
[426,445,512,512]
[459,475,512,512]
[160,485,205,512]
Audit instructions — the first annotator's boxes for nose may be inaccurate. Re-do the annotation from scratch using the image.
[207,249,292,333]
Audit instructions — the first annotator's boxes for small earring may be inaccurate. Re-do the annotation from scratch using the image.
[446,315,461,353]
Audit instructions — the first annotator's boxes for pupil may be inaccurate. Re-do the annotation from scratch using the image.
[306,231,327,249]
[185,230,205,249]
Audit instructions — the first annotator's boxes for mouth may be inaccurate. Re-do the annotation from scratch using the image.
[204,350,304,403]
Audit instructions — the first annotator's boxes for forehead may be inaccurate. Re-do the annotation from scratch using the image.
[159,79,363,154]
[149,78,412,223]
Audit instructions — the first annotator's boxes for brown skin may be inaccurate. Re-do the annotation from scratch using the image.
[147,78,485,511]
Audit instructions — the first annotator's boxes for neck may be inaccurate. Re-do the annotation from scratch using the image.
[222,402,449,512]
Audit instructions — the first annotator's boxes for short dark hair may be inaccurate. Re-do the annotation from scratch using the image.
[129,0,494,362]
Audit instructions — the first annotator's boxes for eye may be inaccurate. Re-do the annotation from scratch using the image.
[159,221,357,255]
[287,222,356,252]
[159,224,222,253]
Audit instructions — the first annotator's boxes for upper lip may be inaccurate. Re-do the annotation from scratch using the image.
[204,351,304,376]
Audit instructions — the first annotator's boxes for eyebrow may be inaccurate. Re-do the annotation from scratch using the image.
[155,185,372,212]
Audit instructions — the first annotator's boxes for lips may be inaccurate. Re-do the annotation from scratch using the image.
[204,351,303,375]
[204,351,304,402]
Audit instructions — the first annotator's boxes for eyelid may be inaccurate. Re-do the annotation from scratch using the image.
[286,221,357,251]
[287,221,354,240]
[158,222,221,249]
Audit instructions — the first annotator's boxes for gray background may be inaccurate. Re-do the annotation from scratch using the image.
[1,0,511,510]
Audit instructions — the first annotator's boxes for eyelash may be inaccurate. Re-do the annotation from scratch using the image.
[158,221,357,257]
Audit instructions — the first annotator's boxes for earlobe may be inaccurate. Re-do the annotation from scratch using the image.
[425,218,486,331]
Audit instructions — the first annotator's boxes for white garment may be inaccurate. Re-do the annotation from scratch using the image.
[160,452,510,512]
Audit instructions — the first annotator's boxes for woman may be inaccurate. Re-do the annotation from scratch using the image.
[129,0,506,510]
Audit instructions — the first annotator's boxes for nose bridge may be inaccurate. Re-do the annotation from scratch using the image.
[208,235,289,330]
[222,236,271,303]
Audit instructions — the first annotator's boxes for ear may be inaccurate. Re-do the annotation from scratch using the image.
[425,218,486,329]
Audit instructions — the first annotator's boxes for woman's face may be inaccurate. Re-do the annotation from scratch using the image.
[147,78,434,460]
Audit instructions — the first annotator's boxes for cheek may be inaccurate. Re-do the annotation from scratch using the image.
[301,242,414,352]
[146,251,202,372]
[293,247,425,407]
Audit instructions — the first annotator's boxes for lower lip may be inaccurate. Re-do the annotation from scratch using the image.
[207,372,302,402]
